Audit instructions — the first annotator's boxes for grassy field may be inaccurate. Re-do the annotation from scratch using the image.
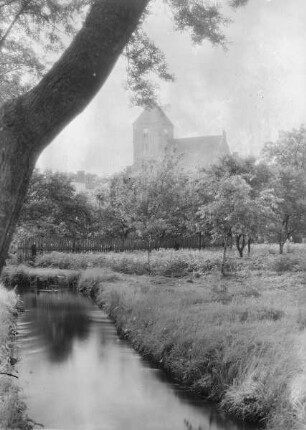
[4,244,306,429]
[0,284,31,430]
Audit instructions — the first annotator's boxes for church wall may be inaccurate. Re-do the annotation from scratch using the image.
[133,118,174,162]
[133,106,230,168]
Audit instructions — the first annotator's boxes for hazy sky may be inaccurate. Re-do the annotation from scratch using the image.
[37,0,306,176]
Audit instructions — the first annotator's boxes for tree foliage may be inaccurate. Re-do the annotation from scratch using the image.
[265,167,306,253]
[263,126,306,172]
[96,150,190,243]
[12,124,306,270]
[167,0,229,46]
[0,0,248,106]
[198,173,276,270]
[0,0,91,103]
[202,155,276,255]
[262,126,306,252]
[16,170,96,240]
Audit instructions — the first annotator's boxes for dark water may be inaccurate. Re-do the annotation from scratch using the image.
[17,290,258,430]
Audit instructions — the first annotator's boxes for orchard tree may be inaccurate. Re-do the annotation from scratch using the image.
[0,0,249,273]
[267,168,306,254]
[261,126,306,252]
[205,154,274,252]
[208,154,274,198]
[96,168,138,242]
[97,150,189,245]
[133,154,187,237]
[263,126,306,172]
[199,175,276,274]
[130,154,189,270]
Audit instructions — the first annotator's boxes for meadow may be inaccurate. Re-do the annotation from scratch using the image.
[3,244,306,429]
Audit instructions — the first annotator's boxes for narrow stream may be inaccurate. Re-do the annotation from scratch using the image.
[17,290,259,430]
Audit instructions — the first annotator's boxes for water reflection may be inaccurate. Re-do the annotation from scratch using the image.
[22,291,90,362]
[17,291,259,430]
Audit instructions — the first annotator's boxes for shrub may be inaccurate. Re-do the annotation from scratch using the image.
[272,255,300,273]
[2,265,80,289]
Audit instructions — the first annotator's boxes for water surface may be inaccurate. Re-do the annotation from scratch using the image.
[17,290,259,430]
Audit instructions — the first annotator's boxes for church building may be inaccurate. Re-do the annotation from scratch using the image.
[133,105,230,170]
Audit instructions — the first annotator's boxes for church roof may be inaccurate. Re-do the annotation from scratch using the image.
[174,135,229,167]
[133,105,173,127]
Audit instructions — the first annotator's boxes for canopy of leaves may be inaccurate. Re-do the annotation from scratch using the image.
[16,170,96,239]
[96,150,191,241]
[262,126,306,172]
[260,125,306,245]
[0,0,249,106]
[198,173,277,242]
[167,0,229,46]
[206,154,274,201]
[266,167,306,244]
[0,0,91,103]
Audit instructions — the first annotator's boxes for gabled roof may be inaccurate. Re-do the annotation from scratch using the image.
[175,135,223,149]
[174,135,229,167]
[133,105,173,127]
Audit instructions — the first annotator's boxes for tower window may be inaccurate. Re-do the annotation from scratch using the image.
[143,128,148,137]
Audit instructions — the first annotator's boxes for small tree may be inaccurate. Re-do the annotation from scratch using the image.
[266,167,306,254]
[97,151,189,269]
[199,175,276,274]
[203,154,275,255]
[96,169,138,243]
[262,127,306,253]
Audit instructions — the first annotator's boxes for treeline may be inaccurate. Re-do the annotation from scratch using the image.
[14,125,306,270]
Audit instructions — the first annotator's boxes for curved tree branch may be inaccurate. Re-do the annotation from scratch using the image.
[0,0,149,272]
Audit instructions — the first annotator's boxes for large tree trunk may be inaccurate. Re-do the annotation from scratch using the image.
[0,0,148,273]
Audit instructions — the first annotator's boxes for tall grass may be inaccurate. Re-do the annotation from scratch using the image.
[30,244,306,276]
[0,284,31,429]
[34,248,223,275]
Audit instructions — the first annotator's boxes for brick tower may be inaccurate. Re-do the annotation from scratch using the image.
[133,105,174,164]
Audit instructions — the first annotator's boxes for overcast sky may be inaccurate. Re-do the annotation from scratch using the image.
[37,0,306,176]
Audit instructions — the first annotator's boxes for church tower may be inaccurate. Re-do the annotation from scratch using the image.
[133,105,174,164]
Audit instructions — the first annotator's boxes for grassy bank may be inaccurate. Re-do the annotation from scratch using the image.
[0,284,31,430]
[5,245,306,429]
[77,269,304,429]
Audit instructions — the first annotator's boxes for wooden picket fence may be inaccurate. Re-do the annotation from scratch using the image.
[17,234,210,262]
